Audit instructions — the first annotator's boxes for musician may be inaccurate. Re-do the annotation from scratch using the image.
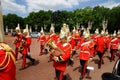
[96,30,106,69]
[50,31,72,80]
[76,31,92,80]
[37,28,46,55]
[0,42,16,80]
[19,29,35,70]
[109,32,119,62]
[13,26,23,60]
[46,24,58,62]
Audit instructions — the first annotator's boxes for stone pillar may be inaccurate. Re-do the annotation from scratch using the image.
[0,0,4,42]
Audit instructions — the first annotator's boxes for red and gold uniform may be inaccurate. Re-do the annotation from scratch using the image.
[53,41,72,80]
[14,33,23,60]
[46,33,58,44]
[74,33,81,47]
[20,36,35,69]
[46,33,58,61]
[0,43,16,80]
[96,35,105,69]
[89,40,95,57]
[67,35,76,55]
[77,40,91,79]
[38,34,46,55]
[26,36,32,53]
[105,35,112,49]
[109,37,119,61]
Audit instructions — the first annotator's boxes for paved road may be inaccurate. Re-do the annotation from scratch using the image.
[5,35,117,80]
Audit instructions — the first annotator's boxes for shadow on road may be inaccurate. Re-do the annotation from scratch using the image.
[63,73,72,80]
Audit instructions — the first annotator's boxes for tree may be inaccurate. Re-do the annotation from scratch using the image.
[3,14,24,30]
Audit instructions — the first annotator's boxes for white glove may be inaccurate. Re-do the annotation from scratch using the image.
[53,56,59,62]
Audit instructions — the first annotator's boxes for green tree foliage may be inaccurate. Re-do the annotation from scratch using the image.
[3,14,24,30]
[3,5,120,33]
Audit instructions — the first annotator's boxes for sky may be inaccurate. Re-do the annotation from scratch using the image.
[1,0,120,18]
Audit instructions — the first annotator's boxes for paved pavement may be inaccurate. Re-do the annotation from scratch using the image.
[5,34,117,80]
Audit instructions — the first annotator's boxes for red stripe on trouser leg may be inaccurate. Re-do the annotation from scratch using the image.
[22,54,26,69]
[82,61,87,78]
[28,46,30,52]
[59,71,64,80]
[15,48,18,60]
[40,45,44,54]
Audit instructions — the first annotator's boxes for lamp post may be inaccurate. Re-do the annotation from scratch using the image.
[0,0,4,42]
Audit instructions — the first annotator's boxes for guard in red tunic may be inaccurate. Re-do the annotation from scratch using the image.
[38,28,46,55]
[0,42,16,80]
[50,32,72,80]
[96,31,106,69]
[45,24,58,62]
[13,25,23,60]
[105,35,112,50]
[109,32,119,62]
[76,32,92,80]
[26,35,32,55]
[19,29,35,70]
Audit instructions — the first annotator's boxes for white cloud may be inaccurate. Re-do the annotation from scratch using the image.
[99,0,120,9]
[25,0,90,12]
[1,0,26,14]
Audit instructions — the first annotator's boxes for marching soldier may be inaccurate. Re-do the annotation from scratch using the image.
[0,42,16,80]
[96,30,106,69]
[37,27,46,55]
[19,29,35,70]
[51,30,72,80]
[46,24,58,62]
[13,24,23,60]
[109,31,119,62]
[46,24,58,43]
[76,29,92,80]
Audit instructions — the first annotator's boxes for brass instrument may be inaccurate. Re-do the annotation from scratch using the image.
[45,39,63,56]
[46,39,57,49]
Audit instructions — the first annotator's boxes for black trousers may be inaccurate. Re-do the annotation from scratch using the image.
[26,54,35,62]
[80,60,88,78]
[97,51,104,68]
[110,49,117,61]
[55,69,64,80]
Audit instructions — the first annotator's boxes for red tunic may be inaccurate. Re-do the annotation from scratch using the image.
[79,41,91,60]
[67,36,75,49]
[38,34,46,45]
[110,38,119,50]
[105,36,112,49]
[14,33,23,48]
[0,44,16,80]
[96,36,105,53]
[76,37,84,49]
[46,33,57,43]
[53,42,72,71]
[26,36,32,52]
[89,40,95,57]
[21,37,27,54]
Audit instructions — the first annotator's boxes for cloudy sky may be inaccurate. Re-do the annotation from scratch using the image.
[1,0,120,17]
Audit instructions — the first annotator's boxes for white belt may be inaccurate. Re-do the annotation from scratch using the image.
[80,50,90,54]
